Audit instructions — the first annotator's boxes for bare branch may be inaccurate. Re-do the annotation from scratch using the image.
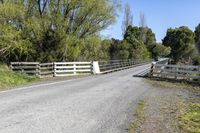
[122,3,133,37]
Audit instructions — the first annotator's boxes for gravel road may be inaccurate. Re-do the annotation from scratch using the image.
[0,64,151,133]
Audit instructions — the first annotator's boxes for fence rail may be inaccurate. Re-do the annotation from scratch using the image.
[39,63,54,77]
[10,62,93,78]
[54,62,92,77]
[11,62,40,76]
[10,60,152,78]
[151,63,200,83]
[99,59,151,73]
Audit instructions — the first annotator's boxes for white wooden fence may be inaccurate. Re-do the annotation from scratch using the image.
[39,63,54,77]
[11,62,93,78]
[54,62,92,77]
[11,60,152,78]
[150,63,200,83]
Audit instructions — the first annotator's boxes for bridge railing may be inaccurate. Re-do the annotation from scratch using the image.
[10,62,40,76]
[150,59,200,83]
[99,59,152,73]
[10,62,93,78]
[39,63,54,77]
[54,62,92,77]
[10,60,152,78]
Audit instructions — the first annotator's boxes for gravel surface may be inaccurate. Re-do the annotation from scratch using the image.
[134,80,200,133]
[0,64,151,133]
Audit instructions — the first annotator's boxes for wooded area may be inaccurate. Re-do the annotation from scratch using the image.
[0,0,200,65]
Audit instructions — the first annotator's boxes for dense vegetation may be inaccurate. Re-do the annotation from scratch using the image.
[0,0,118,63]
[109,26,170,60]
[0,0,200,65]
[163,26,200,64]
[0,65,37,90]
[0,0,171,64]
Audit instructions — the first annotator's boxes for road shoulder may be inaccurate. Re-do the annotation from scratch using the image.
[129,79,200,133]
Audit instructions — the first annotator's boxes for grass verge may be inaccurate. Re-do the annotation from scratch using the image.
[0,64,38,91]
[129,100,145,133]
[147,79,200,133]
[179,103,200,133]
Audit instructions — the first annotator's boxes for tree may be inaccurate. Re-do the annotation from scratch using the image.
[124,25,156,58]
[139,12,147,28]
[124,26,150,59]
[163,26,197,64]
[122,3,133,37]
[195,24,200,52]
[142,27,156,54]
[0,0,119,62]
[139,12,147,42]
[193,55,200,65]
[152,44,171,59]
[0,3,33,62]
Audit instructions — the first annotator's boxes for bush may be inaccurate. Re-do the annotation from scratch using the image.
[0,65,38,90]
[193,56,200,65]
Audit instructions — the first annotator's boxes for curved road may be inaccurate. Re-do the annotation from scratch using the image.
[0,64,151,133]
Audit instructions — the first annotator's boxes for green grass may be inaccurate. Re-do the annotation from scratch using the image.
[179,103,200,133]
[129,100,145,133]
[0,65,38,91]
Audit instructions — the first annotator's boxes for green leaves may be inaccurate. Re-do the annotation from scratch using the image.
[123,25,151,59]
[0,3,25,23]
[152,44,171,58]
[195,24,200,52]
[0,0,119,62]
[163,26,196,64]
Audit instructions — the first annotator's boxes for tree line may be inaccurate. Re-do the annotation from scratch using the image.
[0,1,200,65]
[0,0,118,63]
[163,25,200,65]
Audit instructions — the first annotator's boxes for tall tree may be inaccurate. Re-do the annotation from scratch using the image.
[163,26,197,64]
[139,12,147,28]
[194,24,200,52]
[122,3,133,37]
[124,26,150,59]
[139,12,147,42]
[0,0,119,62]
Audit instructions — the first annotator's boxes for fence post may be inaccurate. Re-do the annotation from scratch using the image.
[73,63,77,75]
[10,63,13,70]
[149,62,155,78]
[175,67,178,80]
[53,62,56,77]
[36,63,40,77]
[20,63,24,73]
[198,66,200,84]
[161,65,165,79]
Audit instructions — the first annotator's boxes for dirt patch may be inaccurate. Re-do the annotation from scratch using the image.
[131,79,200,133]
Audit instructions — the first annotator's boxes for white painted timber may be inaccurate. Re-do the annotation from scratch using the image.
[92,61,101,74]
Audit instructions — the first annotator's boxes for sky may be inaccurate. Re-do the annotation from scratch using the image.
[101,0,200,42]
